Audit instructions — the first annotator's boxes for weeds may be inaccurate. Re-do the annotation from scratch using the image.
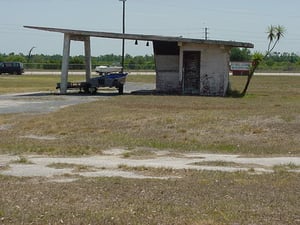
[193,160,246,167]
[0,164,10,171]
[121,148,156,159]
[273,163,300,172]
[11,156,32,164]
[0,171,299,225]
[47,163,96,172]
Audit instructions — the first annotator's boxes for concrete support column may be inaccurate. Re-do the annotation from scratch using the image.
[61,33,71,94]
[84,37,91,82]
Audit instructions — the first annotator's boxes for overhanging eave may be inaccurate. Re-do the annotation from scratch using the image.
[24,25,254,48]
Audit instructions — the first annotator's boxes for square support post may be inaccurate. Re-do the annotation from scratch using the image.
[61,33,71,94]
[84,36,91,82]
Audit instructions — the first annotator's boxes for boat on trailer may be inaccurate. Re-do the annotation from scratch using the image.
[57,70,127,94]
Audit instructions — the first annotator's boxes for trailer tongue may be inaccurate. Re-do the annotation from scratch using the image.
[56,72,128,94]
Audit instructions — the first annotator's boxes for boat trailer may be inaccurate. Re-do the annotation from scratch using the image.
[56,72,128,94]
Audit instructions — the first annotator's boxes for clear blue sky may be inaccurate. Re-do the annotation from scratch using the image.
[1,0,299,56]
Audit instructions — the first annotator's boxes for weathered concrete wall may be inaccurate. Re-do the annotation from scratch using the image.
[154,41,230,96]
[199,47,230,96]
[180,43,230,96]
[155,55,180,92]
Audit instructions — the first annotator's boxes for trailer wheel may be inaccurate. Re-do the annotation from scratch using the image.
[118,84,124,95]
[83,86,89,94]
[89,87,97,94]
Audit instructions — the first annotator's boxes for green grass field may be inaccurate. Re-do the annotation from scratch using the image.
[0,74,299,156]
[0,74,299,224]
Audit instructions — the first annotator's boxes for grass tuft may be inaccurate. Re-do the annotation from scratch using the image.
[11,156,32,164]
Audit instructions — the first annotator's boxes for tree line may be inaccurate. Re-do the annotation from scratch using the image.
[230,48,300,72]
[1,50,300,71]
[0,53,155,70]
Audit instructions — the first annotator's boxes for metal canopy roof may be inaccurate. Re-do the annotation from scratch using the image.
[24,25,254,48]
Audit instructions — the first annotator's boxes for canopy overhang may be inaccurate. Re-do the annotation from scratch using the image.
[24,26,254,48]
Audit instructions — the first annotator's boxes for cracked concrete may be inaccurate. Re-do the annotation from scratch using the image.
[0,149,299,182]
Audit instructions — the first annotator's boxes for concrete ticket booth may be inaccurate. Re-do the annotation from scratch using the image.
[153,41,253,96]
[24,26,254,96]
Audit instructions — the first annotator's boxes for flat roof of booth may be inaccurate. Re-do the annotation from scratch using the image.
[24,25,254,48]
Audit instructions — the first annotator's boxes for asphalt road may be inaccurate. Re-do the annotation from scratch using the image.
[0,82,155,115]
[23,71,300,76]
[24,71,156,76]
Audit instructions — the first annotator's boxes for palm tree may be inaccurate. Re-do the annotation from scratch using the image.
[241,25,286,96]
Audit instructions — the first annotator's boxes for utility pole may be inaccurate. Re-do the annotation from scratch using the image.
[119,0,126,72]
[204,27,209,40]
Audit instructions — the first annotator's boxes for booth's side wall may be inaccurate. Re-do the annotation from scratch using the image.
[200,47,230,96]
[154,41,231,96]
[153,41,181,93]
[180,43,230,96]
[155,55,180,93]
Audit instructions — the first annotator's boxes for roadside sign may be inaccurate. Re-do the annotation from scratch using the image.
[230,61,251,75]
